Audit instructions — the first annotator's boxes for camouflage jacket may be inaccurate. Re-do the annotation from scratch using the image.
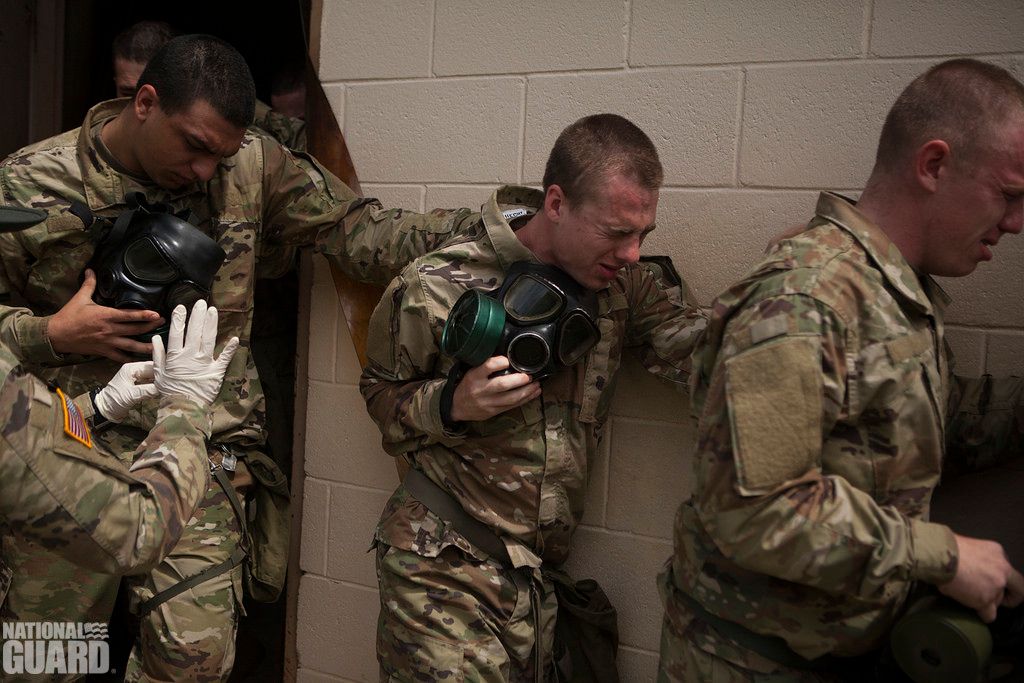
[253,99,306,152]
[669,192,1023,664]
[0,99,467,459]
[0,337,211,579]
[361,186,708,566]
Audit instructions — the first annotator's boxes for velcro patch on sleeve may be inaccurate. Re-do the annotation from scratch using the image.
[725,336,821,495]
[56,387,91,448]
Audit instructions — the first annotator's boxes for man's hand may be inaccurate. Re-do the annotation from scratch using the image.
[938,533,1024,622]
[47,269,164,362]
[93,361,159,423]
[450,356,542,422]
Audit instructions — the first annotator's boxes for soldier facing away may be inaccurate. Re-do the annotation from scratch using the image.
[361,113,709,680]
[658,58,1024,682]
[0,34,472,682]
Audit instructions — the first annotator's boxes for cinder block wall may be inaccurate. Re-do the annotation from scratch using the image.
[297,2,1024,681]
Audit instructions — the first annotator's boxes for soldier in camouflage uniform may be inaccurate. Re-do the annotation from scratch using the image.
[0,207,229,577]
[361,114,709,681]
[0,35,469,682]
[3,294,235,580]
[657,59,1024,682]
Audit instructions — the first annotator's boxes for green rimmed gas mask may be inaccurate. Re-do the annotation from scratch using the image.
[441,261,601,380]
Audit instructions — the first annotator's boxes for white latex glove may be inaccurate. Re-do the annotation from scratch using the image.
[152,300,240,407]
[93,361,159,422]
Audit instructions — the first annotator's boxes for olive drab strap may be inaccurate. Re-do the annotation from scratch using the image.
[136,465,249,619]
[403,467,509,565]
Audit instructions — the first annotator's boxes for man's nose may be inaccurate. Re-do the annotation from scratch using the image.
[1000,199,1023,235]
[191,156,219,183]
[617,236,642,264]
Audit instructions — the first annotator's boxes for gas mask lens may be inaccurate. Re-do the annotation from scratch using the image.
[123,239,178,283]
[503,274,564,323]
[559,312,600,366]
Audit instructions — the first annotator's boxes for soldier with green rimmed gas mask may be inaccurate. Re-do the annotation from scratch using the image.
[361,113,709,681]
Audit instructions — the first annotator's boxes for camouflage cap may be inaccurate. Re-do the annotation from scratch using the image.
[0,205,46,233]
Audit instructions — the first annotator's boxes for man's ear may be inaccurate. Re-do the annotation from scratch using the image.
[914,139,952,193]
[544,184,567,223]
[134,84,159,121]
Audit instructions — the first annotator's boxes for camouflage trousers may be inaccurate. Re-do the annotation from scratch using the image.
[0,455,244,683]
[656,567,841,683]
[375,543,558,682]
[0,533,121,683]
[122,479,244,682]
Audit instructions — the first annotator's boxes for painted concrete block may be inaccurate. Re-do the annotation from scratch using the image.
[741,61,923,188]
[525,69,741,187]
[434,0,624,75]
[651,189,819,305]
[872,0,1024,57]
[606,418,695,540]
[300,478,330,575]
[425,184,502,213]
[346,78,524,183]
[986,331,1024,377]
[944,327,986,378]
[305,381,402,491]
[327,484,392,588]
[631,0,862,65]
[296,575,379,679]
[319,0,432,80]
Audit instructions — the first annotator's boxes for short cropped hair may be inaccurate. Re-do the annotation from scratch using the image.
[112,20,174,64]
[543,113,663,206]
[875,59,1024,172]
[136,34,255,129]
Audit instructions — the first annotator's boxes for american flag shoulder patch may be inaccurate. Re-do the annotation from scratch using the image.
[56,387,92,448]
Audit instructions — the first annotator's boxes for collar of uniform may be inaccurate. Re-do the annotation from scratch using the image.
[76,99,201,212]
[481,185,544,271]
[814,191,937,316]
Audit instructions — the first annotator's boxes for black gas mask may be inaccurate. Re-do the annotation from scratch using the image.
[75,193,226,341]
[441,261,601,380]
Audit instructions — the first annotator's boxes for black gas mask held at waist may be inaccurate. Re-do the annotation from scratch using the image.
[72,192,226,342]
[441,261,601,381]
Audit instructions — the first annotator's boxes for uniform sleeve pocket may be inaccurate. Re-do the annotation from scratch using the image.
[725,336,822,496]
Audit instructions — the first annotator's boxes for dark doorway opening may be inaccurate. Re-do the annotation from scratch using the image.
[61,1,311,132]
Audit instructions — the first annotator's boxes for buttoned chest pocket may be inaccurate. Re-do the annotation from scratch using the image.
[855,329,940,418]
[849,328,944,495]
